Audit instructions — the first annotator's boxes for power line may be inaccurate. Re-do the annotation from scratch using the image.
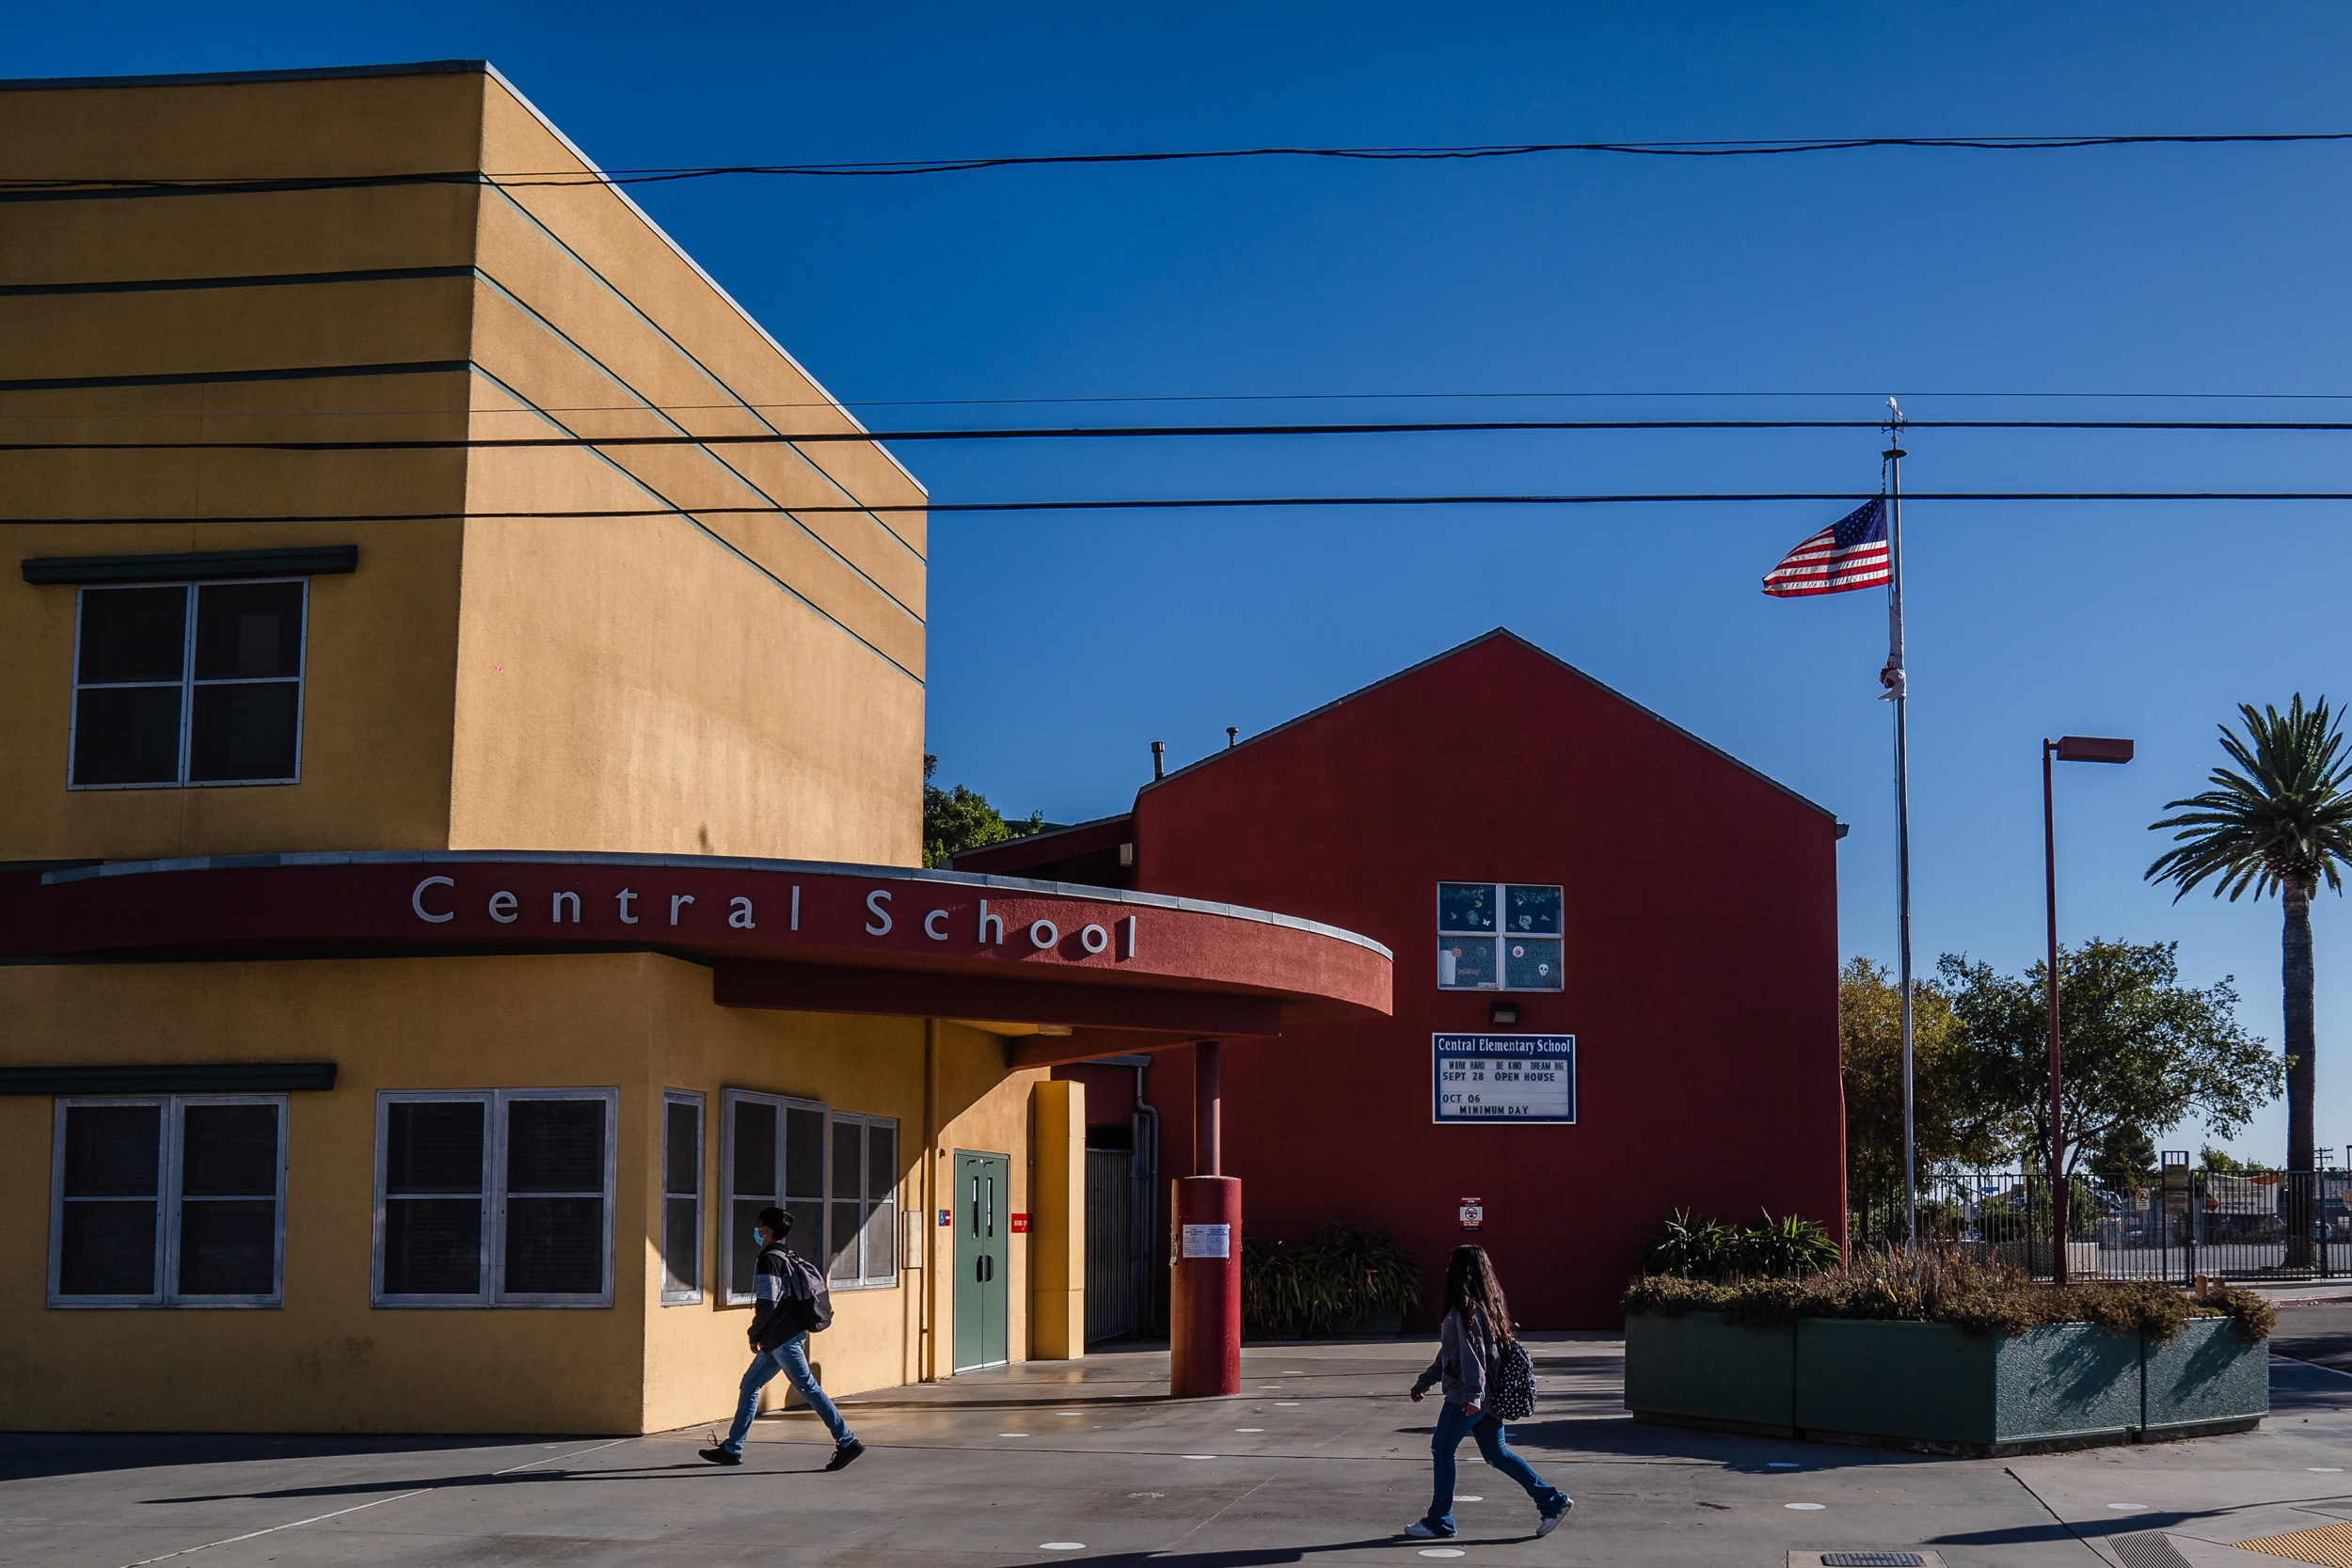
[10,418,2352,454]
[8,131,2352,194]
[9,493,2352,525]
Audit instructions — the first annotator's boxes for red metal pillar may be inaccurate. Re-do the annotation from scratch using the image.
[1170,1040,1239,1397]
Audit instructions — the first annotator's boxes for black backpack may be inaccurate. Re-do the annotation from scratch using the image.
[774,1246,834,1337]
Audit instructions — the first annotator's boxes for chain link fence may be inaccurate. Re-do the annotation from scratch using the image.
[1853,1168,2352,1281]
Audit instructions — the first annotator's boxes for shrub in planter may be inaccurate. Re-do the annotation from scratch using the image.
[1641,1208,1840,1279]
[1241,1223,1423,1338]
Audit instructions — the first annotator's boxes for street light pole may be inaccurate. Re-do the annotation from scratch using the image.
[2043,734,2135,1287]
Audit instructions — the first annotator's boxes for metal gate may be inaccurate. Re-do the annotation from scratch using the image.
[1085,1148,1136,1341]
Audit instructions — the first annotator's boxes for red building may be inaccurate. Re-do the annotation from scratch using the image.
[955,630,1847,1330]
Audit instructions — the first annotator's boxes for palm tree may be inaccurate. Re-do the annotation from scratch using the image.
[2147,697,2352,1264]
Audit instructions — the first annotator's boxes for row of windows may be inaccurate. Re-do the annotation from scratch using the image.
[47,1089,899,1309]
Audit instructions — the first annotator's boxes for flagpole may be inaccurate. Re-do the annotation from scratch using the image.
[1884,398,1916,1251]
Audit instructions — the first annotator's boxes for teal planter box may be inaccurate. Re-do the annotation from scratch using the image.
[1624,1310,1794,1432]
[2144,1316,2270,1434]
[1625,1308,2265,1455]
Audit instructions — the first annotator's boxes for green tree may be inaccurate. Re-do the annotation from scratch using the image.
[2199,1144,2275,1176]
[921,754,1044,868]
[2146,696,2352,1190]
[1938,939,2278,1181]
[1838,957,2018,1204]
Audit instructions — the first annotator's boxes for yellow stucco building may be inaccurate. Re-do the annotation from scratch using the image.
[0,61,1390,1434]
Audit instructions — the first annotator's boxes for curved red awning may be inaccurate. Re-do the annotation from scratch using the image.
[7,851,1392,1064]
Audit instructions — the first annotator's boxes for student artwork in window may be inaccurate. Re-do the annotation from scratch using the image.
[1437,882,1565,991]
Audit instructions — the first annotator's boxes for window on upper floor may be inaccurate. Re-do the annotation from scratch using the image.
[70,579,306,788]
[49,1096,288,1307]
[1438,881,1565,991]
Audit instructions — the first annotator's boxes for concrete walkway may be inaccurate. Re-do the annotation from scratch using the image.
[4,1329,2350,1566]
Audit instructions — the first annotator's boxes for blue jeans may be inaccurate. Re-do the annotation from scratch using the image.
[1422,1401,1567,1534]
[723,1333,854,1452]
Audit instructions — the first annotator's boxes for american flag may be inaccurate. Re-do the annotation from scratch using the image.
[1761,499,1890,597]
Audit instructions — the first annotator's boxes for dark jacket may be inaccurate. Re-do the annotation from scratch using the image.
[748,1242,808,1351]
[1412,1303,1495,1409]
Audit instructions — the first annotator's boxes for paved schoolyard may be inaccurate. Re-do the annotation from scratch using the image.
[6,1321,2352,1567]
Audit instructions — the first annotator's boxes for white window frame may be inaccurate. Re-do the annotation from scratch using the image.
[67,578,310,790]
[660,1089,705,1306]
[827,1113,901,1291]
[1437,880,1565,993]
[719,1088,827,1306]
[371,1088,618,1309]
[48,1094,289,1308]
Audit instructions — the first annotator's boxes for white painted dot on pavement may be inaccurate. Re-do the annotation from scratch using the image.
[1283,1370,1304,1375]
[1276,1402,1302,1406]
[1418,1551,1465,1560]
[1000,1433,1030,1437]
[2107,1504,2149,1512]
[1236,1428,1263,1433]
[2315,1468,2345,1473]
[1786,1502,1826,1511]
[1040,1544,1086,1552]
[1184,1453,1216,1460]
[1458,1495,1485,1502]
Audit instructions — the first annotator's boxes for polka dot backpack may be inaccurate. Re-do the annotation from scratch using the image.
[1489,1330,1537,1422]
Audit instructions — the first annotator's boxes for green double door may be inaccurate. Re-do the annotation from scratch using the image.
[953,1149,1011,1371]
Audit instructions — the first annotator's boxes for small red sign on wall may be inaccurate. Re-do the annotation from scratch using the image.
[1459,1196,1484,1231]
[1010,1213,1030,1233]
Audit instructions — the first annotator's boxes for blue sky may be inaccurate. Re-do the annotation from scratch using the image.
[13,3,2351,1165]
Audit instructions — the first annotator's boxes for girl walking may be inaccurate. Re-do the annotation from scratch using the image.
[1405,1245,1571,1541]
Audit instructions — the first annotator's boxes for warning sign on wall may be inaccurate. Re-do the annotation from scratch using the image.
[1459,1197,1484,1231]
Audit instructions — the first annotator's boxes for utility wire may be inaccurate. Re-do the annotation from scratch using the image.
[10,419,2352,453]
[10,493,2352,525]
[8,131,2352,192]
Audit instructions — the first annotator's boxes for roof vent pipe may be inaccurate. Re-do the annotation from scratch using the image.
[1226,727,1237,749]
[1151,740,1165,781]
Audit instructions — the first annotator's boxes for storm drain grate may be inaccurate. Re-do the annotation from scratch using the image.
[2113,1533,2196,1568]
[2234,1520,2352,1567]
[1820,1556,1926,1567]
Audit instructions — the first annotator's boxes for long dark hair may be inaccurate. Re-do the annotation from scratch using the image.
[1443,1244,1514,1349]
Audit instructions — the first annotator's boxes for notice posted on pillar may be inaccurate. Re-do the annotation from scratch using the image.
[1181,1224,1232,1259]
[1432,1034,1576,1124]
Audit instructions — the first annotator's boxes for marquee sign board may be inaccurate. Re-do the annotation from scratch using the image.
[1433,1034,1576,1124]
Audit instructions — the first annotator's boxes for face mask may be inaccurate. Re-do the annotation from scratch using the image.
[753,1229,768,1245]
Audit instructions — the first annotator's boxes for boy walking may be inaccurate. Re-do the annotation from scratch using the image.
[700,1207,864,1469]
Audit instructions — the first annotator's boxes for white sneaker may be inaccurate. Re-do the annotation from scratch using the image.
[1403,1521,1454,1540]
[1536,1497,1573,1537]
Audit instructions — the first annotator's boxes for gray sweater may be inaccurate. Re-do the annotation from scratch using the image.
[1412,1304,1495,1409]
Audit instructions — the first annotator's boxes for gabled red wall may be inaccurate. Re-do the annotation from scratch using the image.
[1127,631,1846,1329]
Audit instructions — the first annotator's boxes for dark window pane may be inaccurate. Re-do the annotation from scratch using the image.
[187,682,298,782]
[828,1201,861,1281]
[730,1197,767,1296]
[785,1201,824,1266]
[179,1199,276,1295]
[661,1196,699,1294]
[1503,884,1564,936]
[194,581,302,679]
[181,1104,278,1196]
[386,1101,485,1195]
[384,1197,482,1295]
[78,586,187,683]
[664,1102,699,1196]
[506,1100,604,1194]
[1504,936,1564,990]
[832,1122,863,1204]
[785,1107,824,1199]
[1438,882,1496,933]
[865,1200,897,1278]
[731,1102,775,1197]
[72,686,183,785]
[58,1201,156,1294]
[866,1125,896,1207]
[63,1104,160,1197]
[505,1196,603,1294]
[1438,937,1499,990]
